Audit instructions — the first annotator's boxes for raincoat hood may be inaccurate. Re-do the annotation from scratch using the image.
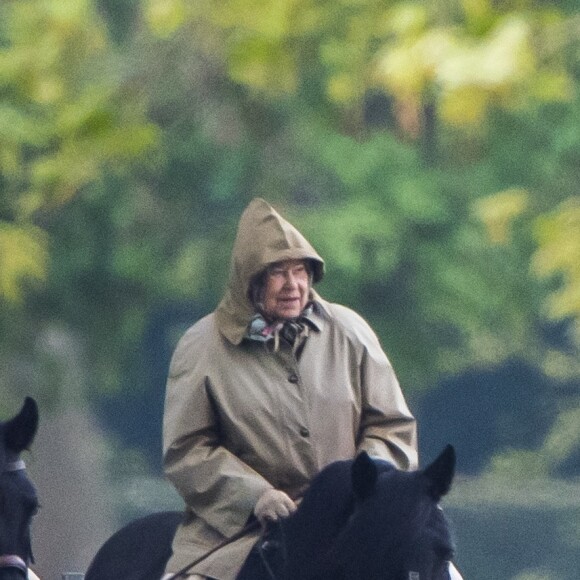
[215,198,325,344]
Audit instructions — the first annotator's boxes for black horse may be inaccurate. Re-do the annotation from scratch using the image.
[0,397,39,580]
[87,445,457,580]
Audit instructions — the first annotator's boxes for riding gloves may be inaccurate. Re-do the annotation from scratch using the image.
[254,489,297,525]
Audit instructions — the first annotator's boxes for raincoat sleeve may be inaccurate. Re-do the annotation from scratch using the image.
[349,313,418,470]
[162,321,273,538]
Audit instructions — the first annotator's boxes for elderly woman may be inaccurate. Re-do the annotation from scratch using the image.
[161,198,419,580]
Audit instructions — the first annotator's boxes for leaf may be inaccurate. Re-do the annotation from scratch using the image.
[541,406,580,469]
[0,105,51,146]
[474,188,529,244]
[532,197,580,324]
[0,222,48,302]
[228,35,297,93]
[144,0,187,38]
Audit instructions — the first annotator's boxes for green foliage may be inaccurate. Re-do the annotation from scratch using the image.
[0,222,48,302]
[0,0,578,488]
[0,0,158,303]
[483,397,580,479]
[542,406,580,471]
[141,0,578,132]
[532,197,580,342]
[0,7,577,580]
[487,448,551,478]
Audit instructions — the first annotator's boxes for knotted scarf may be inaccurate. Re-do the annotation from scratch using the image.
[245,304,316,353]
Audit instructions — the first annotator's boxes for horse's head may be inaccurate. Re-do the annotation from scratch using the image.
[0,398,39,580]
[329,445,456,580]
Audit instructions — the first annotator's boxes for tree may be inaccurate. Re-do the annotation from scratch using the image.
[0,0,157,304]
[135,0,580,475]
[1,0,578,476]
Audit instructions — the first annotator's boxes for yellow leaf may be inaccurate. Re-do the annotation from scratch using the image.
[439,86,489,126]
[145,0,187,38]
[327,73,360,105]
[228,36,296,93]
[461,0,493,26]
[531,70,574,102]
[473,188,529,244]
[0,222,48,302]
[375,44,427,97]
[386,4,428,36]
[45,0,92,27]
[31,75,64,104]
[16,191,46,220]
[374,29,456,99]
[436,17,534,92]
[532,198,580,325]
[542,406,580,464]
[209,0,293,39]
[532,198,580,277]
[0,144,21,176]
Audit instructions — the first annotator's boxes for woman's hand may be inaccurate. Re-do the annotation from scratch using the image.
[254,489,297,525]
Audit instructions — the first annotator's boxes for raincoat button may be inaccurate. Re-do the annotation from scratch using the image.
[299,427,310,437]
[288,373,299,383]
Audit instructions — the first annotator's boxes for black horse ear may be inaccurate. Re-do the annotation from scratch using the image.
[4,397,39,453]
[351,451,378,500]
[423,444,455,501]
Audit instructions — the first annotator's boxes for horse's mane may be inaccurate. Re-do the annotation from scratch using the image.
[270,459,357,577]
[269,458,402,577]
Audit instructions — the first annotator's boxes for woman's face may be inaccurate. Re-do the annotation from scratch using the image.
[262,259,310,320]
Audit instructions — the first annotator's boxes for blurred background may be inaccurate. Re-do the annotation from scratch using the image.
[0,1,579,578]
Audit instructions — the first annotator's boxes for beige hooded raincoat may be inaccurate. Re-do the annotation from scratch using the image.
[163,198,418,579]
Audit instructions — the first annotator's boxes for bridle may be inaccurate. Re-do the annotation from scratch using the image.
[0,459,30,577]
[4,460,25,472]
[0,555,27,577]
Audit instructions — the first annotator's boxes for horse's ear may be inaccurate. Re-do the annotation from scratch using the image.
[351,451,378,500]
[4,397,39,453]
[423,444,455,501]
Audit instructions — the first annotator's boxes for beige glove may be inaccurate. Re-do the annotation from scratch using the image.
[254,488,297,525]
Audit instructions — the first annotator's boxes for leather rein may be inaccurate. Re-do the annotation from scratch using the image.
[165,519,262,580]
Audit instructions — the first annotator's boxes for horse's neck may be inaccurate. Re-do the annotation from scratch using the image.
[284,460,355,576]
